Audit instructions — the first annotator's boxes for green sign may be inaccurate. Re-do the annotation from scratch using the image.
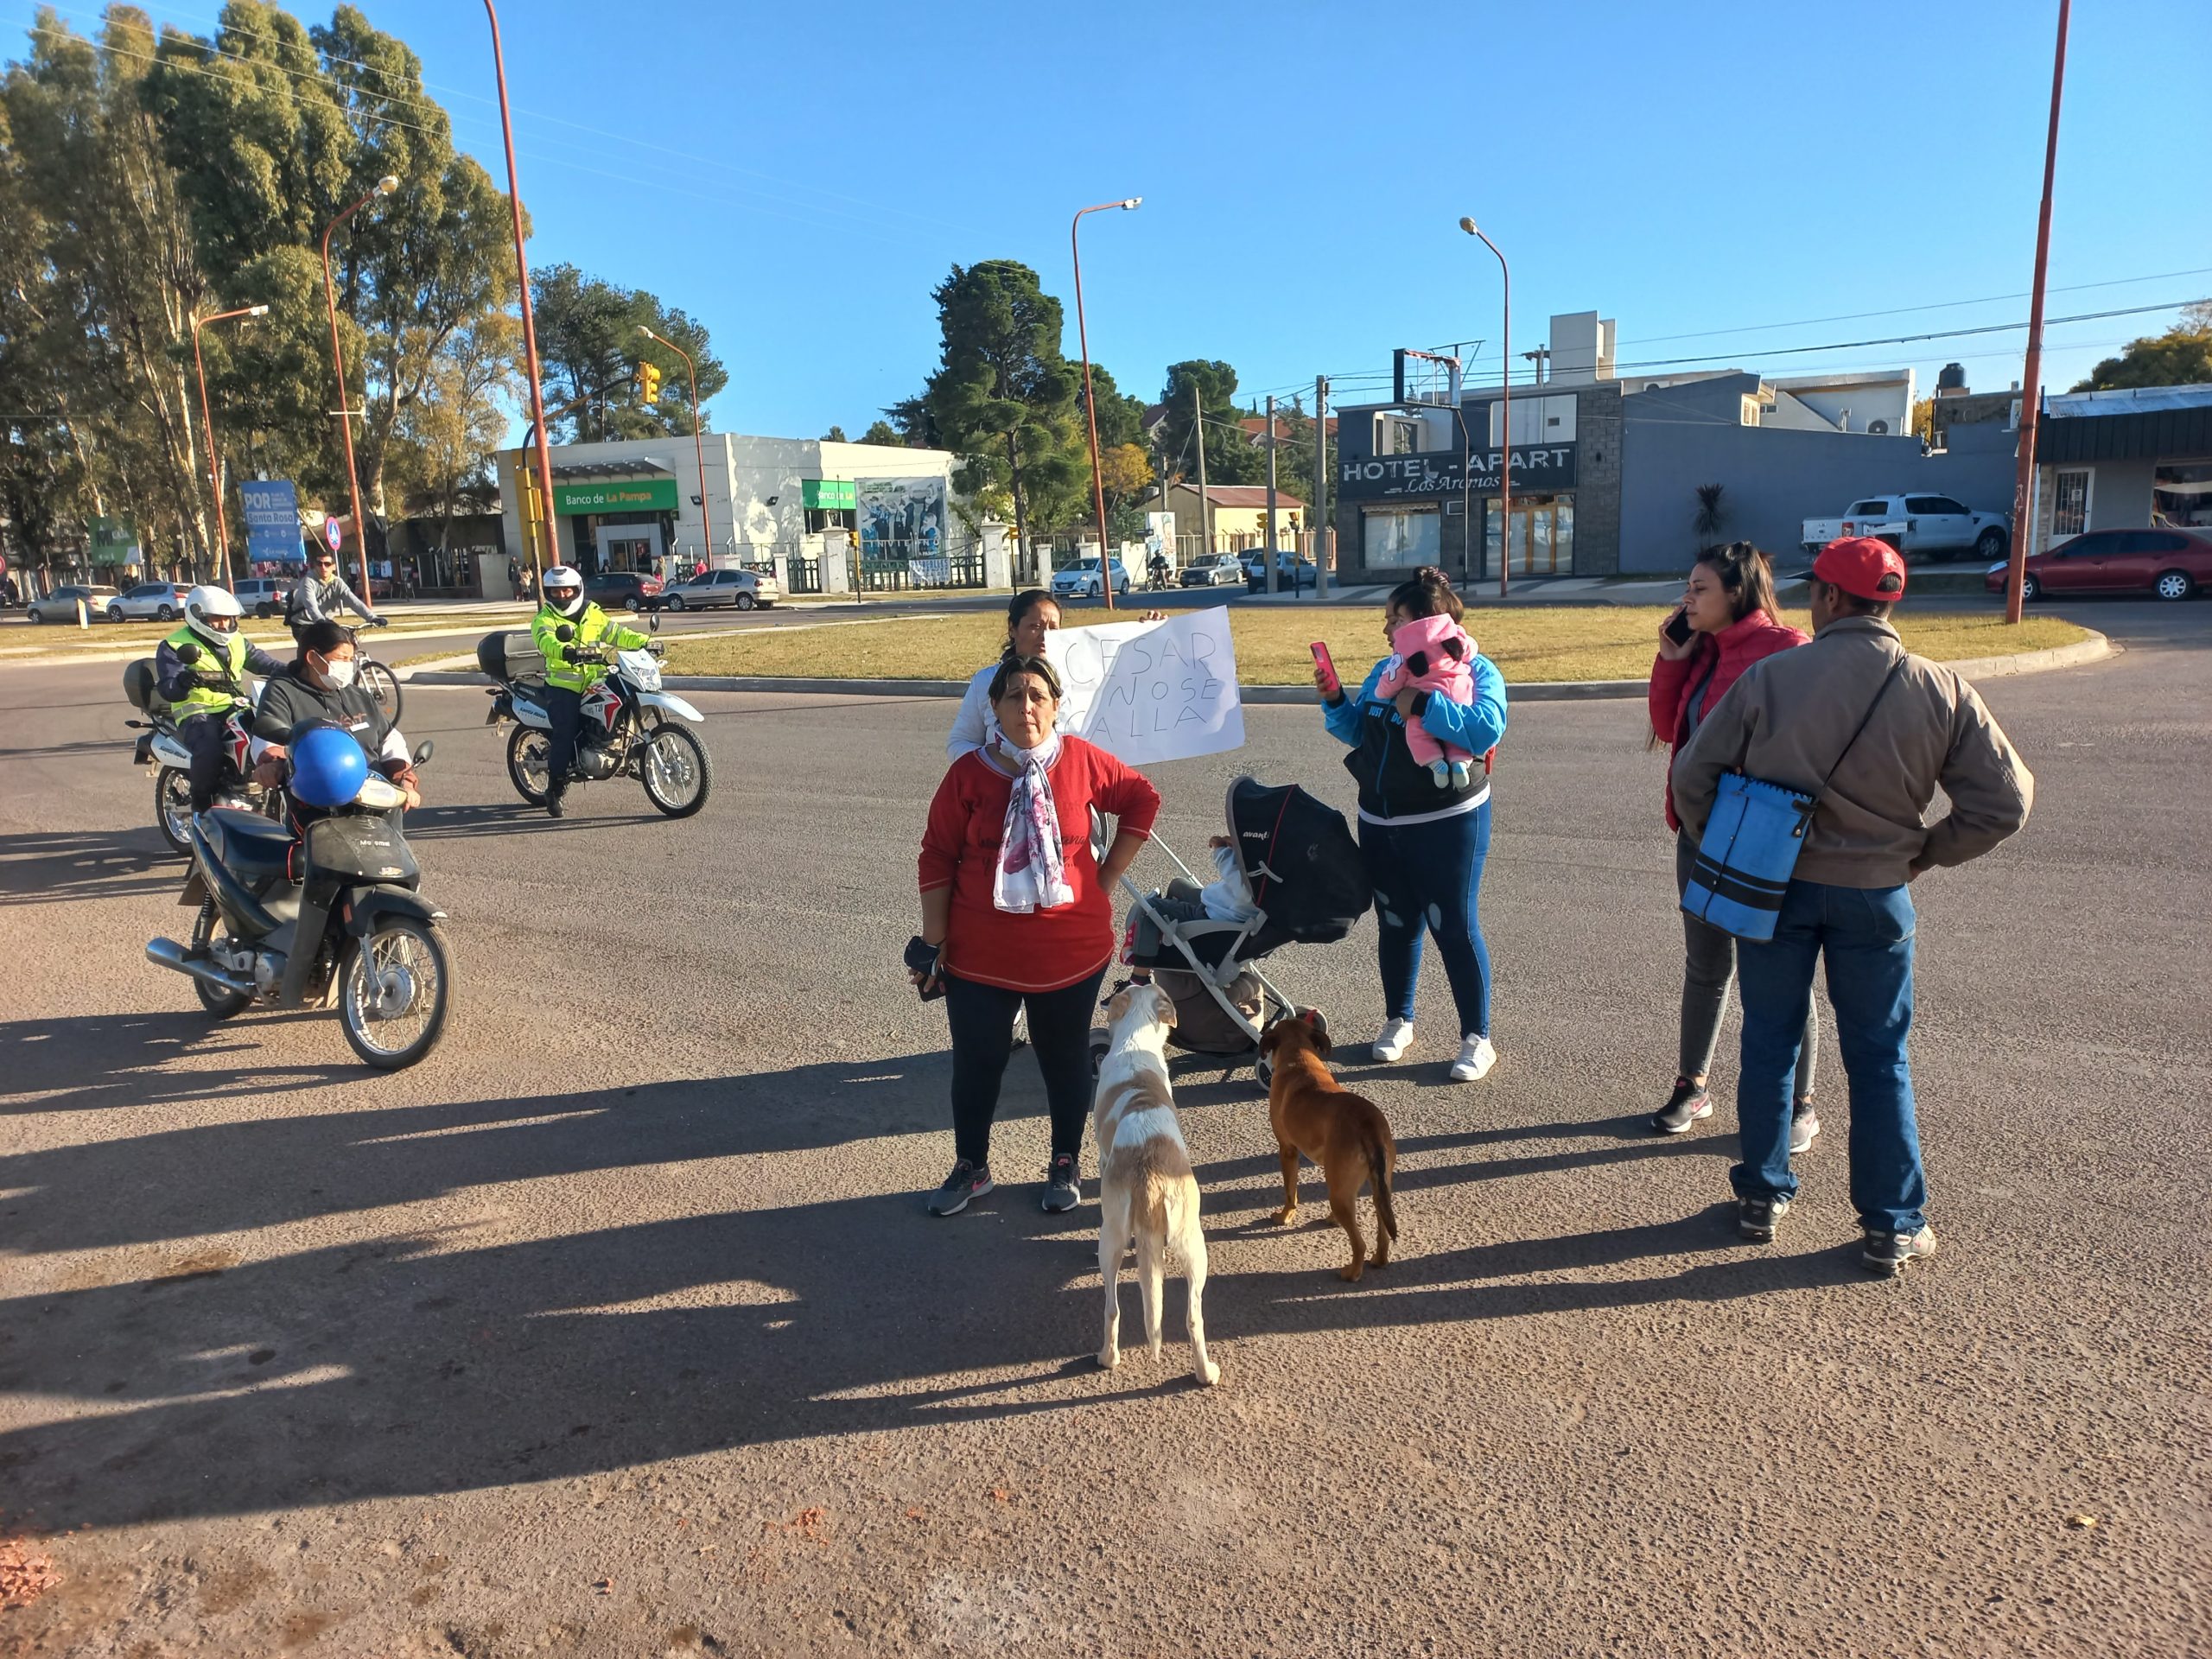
[802,479,855,511]
[552,477,679,516]
[90,515,139,559]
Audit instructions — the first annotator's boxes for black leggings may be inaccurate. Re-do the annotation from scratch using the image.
[944,968,1105,1168]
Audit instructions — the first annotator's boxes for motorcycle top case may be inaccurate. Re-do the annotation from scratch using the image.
[307,812,419,886]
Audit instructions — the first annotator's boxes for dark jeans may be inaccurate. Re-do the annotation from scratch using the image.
[543,684,583,797]
[944,968,1106,1169]
[1733,880,1925,1234]
[1675,831,1817,1096]
[1360,801,1493,1040]
[179,711,232,813]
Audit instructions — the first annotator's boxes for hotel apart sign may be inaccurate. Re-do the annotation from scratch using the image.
[1338,444,1578,500]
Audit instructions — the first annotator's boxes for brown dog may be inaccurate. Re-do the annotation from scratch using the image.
[1257,1009,1399,1281]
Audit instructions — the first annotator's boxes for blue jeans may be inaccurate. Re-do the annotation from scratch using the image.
[1360,802,1492,1040]
[1733,880,1925,1233]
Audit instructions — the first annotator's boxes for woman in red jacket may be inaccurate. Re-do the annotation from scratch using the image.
[1646,543,1821,1145]
[915,654,1160,1217]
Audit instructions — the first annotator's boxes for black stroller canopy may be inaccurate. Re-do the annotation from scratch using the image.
[1228,776,1369,945]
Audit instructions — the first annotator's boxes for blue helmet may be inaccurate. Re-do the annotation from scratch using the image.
[289,721,370,808]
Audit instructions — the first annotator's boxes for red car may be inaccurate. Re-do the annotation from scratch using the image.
[1988,527,2212,602]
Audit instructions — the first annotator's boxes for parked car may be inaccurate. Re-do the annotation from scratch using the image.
[1051,556,1131,600]
[234,577,287,619]
[1986,528,2211,602]
[25,584,118,623]
[1802,494,2011,563]
[1243,549,1317,593]
[106,581,194,622]
[1180,554,1245,588]
[582,570,664,613]
[660,566,780,612]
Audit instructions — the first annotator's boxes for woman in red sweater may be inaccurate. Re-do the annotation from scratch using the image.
[915,654,1160,1217]
[1646,543,1821,1145]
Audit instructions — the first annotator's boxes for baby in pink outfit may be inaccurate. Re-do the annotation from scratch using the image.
[1375,612,1478,788]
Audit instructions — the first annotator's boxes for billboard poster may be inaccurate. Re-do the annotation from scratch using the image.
[238,480,306,567]
[855,476,949,583]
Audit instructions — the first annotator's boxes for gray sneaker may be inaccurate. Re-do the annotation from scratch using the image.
[1652,1077,1713,1135]
[1789,1101,1821,1154]
[1737,1194,1790,1243]
[926,1160,993,1217]
[1039,1154,1081,1213]
[1862,1224,1937,1276]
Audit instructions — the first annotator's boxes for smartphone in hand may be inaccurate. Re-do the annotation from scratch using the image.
[1309,641,1341,698]
[1663,607,1694,646]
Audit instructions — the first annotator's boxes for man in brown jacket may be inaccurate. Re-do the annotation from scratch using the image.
[1673,537,2034,1274]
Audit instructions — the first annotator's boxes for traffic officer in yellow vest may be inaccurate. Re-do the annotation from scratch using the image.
[531,564,650,818]
[154,585,287,814]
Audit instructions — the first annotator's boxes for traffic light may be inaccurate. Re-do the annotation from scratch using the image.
[639,361,662,404]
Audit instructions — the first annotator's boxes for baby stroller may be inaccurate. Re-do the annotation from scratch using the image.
[1096,775,1370,1089]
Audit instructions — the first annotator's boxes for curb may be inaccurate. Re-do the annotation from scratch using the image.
[399,629,2112,701]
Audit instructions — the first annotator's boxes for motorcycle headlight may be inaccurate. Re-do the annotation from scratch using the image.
[353,773,404,810]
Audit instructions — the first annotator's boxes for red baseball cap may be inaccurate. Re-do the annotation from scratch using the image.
[1798,536,1908,601]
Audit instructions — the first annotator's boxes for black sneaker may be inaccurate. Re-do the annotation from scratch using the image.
[926,1160,993,1217]
[1738,1194,1790,1243]
[1651,1077,1713,1135]
[1862,1224,1937,1277]
[1039,1154,1080,1213]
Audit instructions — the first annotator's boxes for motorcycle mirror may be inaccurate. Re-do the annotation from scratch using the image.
[555,624,575,643]
[649,610,661,634]
[177,642,202,664]
[412,740,435,766]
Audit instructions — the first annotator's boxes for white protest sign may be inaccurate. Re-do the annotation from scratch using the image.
[1045,607,1244,766]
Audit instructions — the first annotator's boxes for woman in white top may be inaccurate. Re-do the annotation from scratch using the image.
[949,590,1062,760]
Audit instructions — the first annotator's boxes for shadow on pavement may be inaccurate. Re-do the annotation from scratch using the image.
[0,1053,1852,1534]
[0,829,180,909]
[0,1008,353,1116]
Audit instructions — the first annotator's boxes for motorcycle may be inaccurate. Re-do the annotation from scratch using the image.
[144,742,451,1070]
[478,621,712,817]
[122,650,277,855]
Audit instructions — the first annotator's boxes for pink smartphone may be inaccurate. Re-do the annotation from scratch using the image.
[1309,641,1341,698]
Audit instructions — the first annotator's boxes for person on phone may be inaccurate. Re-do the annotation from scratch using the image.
[914,654,1160,1217]
[1314,566,1508,1083]
[1646,543,1817,1142]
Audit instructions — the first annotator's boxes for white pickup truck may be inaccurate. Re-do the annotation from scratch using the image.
[1802,493,2011,562]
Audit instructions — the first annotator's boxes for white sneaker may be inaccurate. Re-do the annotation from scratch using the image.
[1370,1018,1414,1063]
[1448,1036,1497,1082]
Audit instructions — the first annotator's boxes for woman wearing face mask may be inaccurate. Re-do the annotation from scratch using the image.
[252,618,422,812]
[1646,541,1815,1143]
[914,654,1160,1217]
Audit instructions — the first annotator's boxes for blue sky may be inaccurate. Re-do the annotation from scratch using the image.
[13,0,2210,436]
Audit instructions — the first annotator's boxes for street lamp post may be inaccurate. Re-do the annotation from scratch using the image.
[2005,0,2071,626]
[321,174,398,602]
[639,325,711,575]
[484,0,562,590]
[1459,217,1511,599]
[1072,196,1141,612]
[190,302,270,590]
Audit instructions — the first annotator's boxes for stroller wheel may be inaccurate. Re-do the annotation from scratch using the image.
[1087,1033,1109,1080]
[1255,1054,1274,1092]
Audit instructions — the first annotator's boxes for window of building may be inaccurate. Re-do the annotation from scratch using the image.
[1363,504,1440,567]
[1484,494,1574,578]
[1383,416,1424,455]
[2152,461,2212,531]
[805,506,857,533]
[2051,470,2091,539]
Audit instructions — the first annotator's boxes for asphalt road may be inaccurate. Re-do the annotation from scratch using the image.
[2,599,2206,1657]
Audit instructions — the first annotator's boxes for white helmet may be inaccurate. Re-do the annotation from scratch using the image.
[543,564,585,618]
[185,584,244,647]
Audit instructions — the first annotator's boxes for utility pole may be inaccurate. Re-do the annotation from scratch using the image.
[1314,375,1330,600]
[1191,381,1212,571]
[2005,0,2070,626]
[1264,393,1279,595]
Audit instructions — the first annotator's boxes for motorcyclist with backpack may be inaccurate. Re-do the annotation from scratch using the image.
[154,586,286,814]
[530,564,650,818]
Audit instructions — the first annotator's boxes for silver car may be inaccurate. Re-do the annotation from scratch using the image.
[25,584,119,623]
[107,581,194,622]
[660,567,780,612]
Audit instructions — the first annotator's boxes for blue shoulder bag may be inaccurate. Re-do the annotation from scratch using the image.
[1682,656,1908,941]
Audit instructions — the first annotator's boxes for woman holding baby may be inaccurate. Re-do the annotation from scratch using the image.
[1317,566,1509,1083]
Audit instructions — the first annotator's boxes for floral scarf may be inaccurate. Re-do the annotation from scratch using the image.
[988,720,1073,913]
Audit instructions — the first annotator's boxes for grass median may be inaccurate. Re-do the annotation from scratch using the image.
[659,606,2090,686]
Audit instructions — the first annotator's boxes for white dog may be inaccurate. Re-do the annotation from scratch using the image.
[1092,982,1219,1386]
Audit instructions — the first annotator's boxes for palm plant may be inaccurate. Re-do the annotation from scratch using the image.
[1693,482,1728,541]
